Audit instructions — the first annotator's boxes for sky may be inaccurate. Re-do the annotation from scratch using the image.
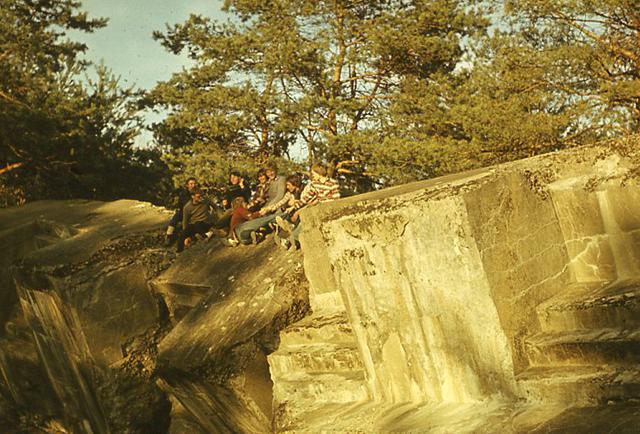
[70,0,229,146]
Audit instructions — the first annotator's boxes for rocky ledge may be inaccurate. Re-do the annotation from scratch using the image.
[0,199,307,433]
[2,140,640,432]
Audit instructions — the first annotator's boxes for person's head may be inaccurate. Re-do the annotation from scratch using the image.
[191,188,203,203]
[285,174,302,193]
[310,164,327,181]
[231,196,246,210]
[185,177,198,192]
[229,170,242,185]
[265,162,278,180]
[257,168,268,185]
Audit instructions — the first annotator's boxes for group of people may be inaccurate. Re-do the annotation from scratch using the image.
[164,162,340,253]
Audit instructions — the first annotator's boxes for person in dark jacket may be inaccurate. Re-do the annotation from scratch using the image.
[223,171,252,209]
[176,188,215,252]
[165,177,198,246]
[213,170,252,231]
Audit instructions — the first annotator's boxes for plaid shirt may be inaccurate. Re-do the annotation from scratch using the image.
[300,178,340,205]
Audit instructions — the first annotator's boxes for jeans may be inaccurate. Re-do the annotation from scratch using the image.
[290,222,302,243]
[235,211,284,244]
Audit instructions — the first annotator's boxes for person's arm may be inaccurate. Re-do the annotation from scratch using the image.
[182,203,190,230]
[205,199,215,220]
[241,182,252,201]
[261,191,291,215]
[300,183,317,205]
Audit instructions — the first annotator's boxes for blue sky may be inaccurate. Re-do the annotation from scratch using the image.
[71,0,228,145]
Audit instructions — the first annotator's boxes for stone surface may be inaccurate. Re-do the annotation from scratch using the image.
[268,312,369,431]
[0,199,310,433]
[0,200,174,432]
[284,142,640,431]
[154,241,309,433]
[4,141,640,432]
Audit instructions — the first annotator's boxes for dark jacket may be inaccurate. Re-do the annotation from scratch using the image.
[224,183,252,209]
[173,187,192,212]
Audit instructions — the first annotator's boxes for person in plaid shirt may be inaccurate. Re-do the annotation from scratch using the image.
[276,164,340,249]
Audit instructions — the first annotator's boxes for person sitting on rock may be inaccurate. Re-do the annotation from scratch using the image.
[262,162,287,208]
[276,164,340,250]
[165,177,198,246]
[233,162,287,244]
[247,168,270,212]
[223,196,260,246]
[224,170,252,208]
[177,188,215,252]
[212,170,252,232]
[241,174,304,244]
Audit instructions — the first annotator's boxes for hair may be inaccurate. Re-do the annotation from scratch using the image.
[231,196,246,210]
[310,164,327,177]
[285,174,302,189]
[257,168,267,179]
[190,188,203,196]
[230,170,242,178]
[264,162,278,172]
[186,177,197,184]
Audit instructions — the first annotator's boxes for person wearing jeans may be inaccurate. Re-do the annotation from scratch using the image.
[234,163,289,244]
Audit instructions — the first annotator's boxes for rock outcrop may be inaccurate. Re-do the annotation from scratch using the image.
[0,200,307,432]
[2,140,640,432]
[279,141,640,431]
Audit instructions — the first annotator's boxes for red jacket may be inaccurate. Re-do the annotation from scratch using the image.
[230,205,258,232]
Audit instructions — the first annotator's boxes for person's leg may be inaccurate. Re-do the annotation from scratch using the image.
[192,221,212,237]
[235,223,252,244]
[275,215,294,233]
[165,210,182,245]
[212,209,233,230]
[169,210,182,228]
[289,223,302,248]
[236,214,278,244]
[177,224,196,252]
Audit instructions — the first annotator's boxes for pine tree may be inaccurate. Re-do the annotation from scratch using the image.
[150,0,488,190]
[497,0,640,139]
[0,0,166,204]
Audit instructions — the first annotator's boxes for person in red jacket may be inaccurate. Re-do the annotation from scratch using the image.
[223,196,259,246]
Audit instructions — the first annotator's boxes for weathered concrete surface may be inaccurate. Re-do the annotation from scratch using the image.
[282,140,640,431]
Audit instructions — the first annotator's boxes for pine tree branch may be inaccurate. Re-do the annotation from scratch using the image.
[0,90,30,109]
[547,8,640,64]
[0,162,24,175]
